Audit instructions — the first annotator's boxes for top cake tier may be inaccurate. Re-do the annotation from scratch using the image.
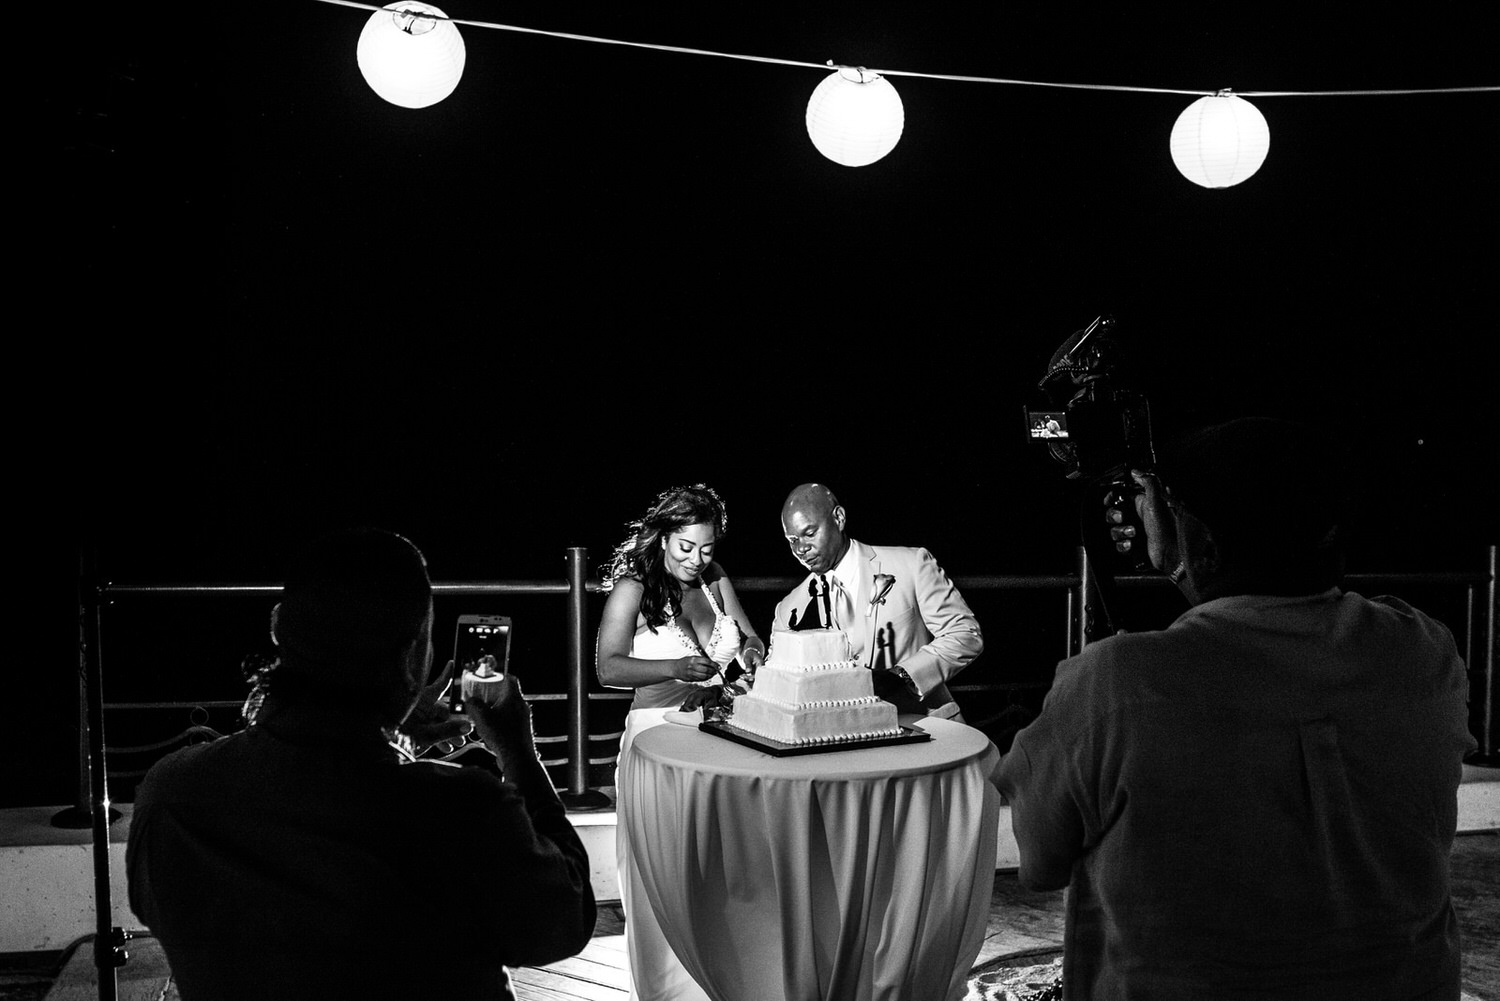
[767,627,851,666]
[746,627,884,720]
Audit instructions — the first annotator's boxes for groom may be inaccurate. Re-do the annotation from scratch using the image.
[774,483,984,720]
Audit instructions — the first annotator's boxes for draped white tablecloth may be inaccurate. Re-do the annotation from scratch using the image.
[618,717,1001,1001]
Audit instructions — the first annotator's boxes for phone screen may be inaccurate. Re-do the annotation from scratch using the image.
[450,616,512,711]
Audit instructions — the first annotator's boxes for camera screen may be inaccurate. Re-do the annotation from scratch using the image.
[1028,411,1069,440]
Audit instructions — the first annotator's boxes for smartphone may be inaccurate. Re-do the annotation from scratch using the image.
[449,614,512,712]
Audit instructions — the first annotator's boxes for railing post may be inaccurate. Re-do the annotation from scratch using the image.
[562,547,610,809]
[565,547,587,796]
[1068,546,1085,657]
[52,550,118,829]
[1076,545,1098,650]
[1470,543,1499,765]
[78,549,129,1001]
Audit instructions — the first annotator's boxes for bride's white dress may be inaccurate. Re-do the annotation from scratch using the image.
[617,583,737,1001]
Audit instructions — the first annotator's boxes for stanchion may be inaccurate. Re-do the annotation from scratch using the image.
[561,546,610,810]
[1078,544,1115,646]
[1069,546,1087,654]
[78,548,129,1001]
[1465,544,1499,766]
[53,551,119,829]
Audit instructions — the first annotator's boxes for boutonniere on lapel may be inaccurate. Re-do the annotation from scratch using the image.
[867,573,896,611]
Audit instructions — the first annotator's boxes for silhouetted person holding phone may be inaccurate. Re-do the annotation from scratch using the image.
[128,527,595,1000]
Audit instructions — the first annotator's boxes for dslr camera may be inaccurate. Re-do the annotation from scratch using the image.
[1023,314,1155,493]
[1024,315,1158,630]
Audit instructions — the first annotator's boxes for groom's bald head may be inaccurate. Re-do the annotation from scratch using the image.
[781,483,849,575]
[782,483,839,522]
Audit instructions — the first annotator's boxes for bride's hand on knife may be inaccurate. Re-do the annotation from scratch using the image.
[674,655,718,683]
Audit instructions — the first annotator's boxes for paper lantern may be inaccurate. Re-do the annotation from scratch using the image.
[356,2,466,109]
[1169,93,1270,188]
[805,68,905,167]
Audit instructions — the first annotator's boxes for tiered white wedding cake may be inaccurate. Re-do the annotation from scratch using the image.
[731,628,901,745]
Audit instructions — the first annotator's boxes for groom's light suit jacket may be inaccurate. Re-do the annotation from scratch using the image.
[772,539,984,719]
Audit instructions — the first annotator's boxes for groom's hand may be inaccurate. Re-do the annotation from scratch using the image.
[680,685,724,712]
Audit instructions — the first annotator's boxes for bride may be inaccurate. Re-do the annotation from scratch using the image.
[596,483,764,1001]
[598,482,764,714]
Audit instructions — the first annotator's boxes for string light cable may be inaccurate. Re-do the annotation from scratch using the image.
[317,0,1497,97]
[319,0,1498,182]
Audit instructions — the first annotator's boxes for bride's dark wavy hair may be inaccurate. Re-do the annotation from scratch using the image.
[604,483,727,630]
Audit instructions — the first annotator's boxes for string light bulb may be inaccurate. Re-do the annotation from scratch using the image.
[805,67,905,167]
[1169,92,1271,188]
[356,1,467,109]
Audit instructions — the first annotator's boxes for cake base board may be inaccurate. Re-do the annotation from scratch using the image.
[699,720,931,757]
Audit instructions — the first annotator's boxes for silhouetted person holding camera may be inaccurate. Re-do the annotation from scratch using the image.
[996,418,1476,1000]
[128,527,595,1000]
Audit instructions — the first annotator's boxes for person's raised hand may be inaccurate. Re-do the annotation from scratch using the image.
[399,659,474,756]
[1103,486,1140,557]
[1128,470,1182,579]
[463,671,535,757]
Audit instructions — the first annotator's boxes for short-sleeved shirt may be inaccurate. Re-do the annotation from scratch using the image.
[996,589,1476,1001]
[127,698,596,1001]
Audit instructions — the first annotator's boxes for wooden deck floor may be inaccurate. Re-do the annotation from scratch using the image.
[513,904,629,1000]
[17,834,1498,1000]
[511,872,1074,1001]
[515,832,1500,1001]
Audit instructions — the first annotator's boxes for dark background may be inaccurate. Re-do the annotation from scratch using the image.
[18,3,1496,806]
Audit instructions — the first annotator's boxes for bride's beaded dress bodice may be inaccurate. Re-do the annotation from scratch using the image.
[628,582,737,711]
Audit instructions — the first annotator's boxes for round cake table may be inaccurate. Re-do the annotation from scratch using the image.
[617,716,1001,1001]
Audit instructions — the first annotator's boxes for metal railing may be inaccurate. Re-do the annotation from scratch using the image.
[64,544,1497,1001]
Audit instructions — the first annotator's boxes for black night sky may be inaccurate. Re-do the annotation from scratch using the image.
[19,3,1497,804]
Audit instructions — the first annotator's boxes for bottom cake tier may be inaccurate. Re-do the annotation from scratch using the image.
[731,694,900,746]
